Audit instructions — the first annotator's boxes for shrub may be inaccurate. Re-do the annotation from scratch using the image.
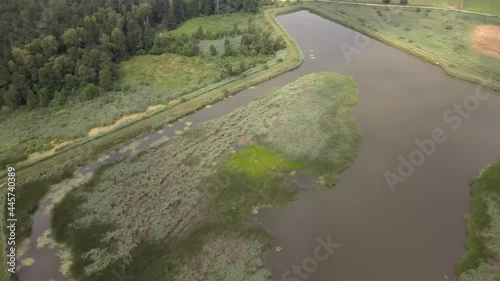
[1,106,12,114]
[404,27,410,31]
[400,0,408,4]
[82,83,98,100]
[382,0,391,3]
[416,7,421,12]
[112,83,122,92]
[445,25,453,30]
[209,45,217,56]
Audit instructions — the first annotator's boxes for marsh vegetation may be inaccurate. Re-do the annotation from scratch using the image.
[458,162,500,281]
[50,72,360,281]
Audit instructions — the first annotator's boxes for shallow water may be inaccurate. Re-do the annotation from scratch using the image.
[17,10,500,281]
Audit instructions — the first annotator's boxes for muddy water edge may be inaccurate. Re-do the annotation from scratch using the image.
[17,10,500,281]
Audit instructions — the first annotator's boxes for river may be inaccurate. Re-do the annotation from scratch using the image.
[17,10,500,281]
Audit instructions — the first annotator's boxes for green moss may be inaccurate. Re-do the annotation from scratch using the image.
[226,144,304,178]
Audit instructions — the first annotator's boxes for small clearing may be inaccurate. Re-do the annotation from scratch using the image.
[472,25,500,59]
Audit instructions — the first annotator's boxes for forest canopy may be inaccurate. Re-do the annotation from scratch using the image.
[0,0,268,111]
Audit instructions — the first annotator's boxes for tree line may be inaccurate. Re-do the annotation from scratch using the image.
[0,0,265,111]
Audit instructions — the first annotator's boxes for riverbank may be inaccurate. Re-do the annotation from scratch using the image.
[293,2,500,92]
[458,162,500,281]
[0,9,292,171]
[49,72,360,280]
[324,0,500,17]
[0,6,303,184]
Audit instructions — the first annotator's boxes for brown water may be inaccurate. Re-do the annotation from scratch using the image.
[17,10,500,281]
[258,11,500,281]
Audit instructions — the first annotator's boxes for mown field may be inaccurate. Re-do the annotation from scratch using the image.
[49,72,361,281]
[0,12,278,168]
[458,162,500,281]
[328,0,500,15]
[302,2,500,90]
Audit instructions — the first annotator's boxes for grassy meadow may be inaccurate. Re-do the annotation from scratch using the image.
[118,52,272,88]
[301,2,500,90]
[50,72,361,281]
[458,162,500,281]
[463,0,500,15]
[162,12,260,36]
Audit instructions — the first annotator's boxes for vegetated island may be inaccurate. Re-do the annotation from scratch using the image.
[48,72,360,281]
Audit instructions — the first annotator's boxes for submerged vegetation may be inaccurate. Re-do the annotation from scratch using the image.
[51,72,360,281]
[458,162,500,281]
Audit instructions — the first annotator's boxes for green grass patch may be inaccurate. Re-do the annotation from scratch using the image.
[118,53,221,88]
[463,0,500,15]
[50,72,360,281]
[163,12,258,36]
[226,144,304,178]
[199,36,242,55]
[457,162,500,281]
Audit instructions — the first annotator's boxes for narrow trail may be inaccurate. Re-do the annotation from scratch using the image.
[304,0,500,18]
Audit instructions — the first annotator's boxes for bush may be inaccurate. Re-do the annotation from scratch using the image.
[445,25,453,30]
[112,83,122,92]
[400,0,408,4]
[209,45,217,56]
[382,0,391,4]
[1,106,12,114]
[416,7,421,12]
[404,27,410,31]
[82,83,98,100]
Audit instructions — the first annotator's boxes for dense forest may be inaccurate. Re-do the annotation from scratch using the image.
[0,0,266,111]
